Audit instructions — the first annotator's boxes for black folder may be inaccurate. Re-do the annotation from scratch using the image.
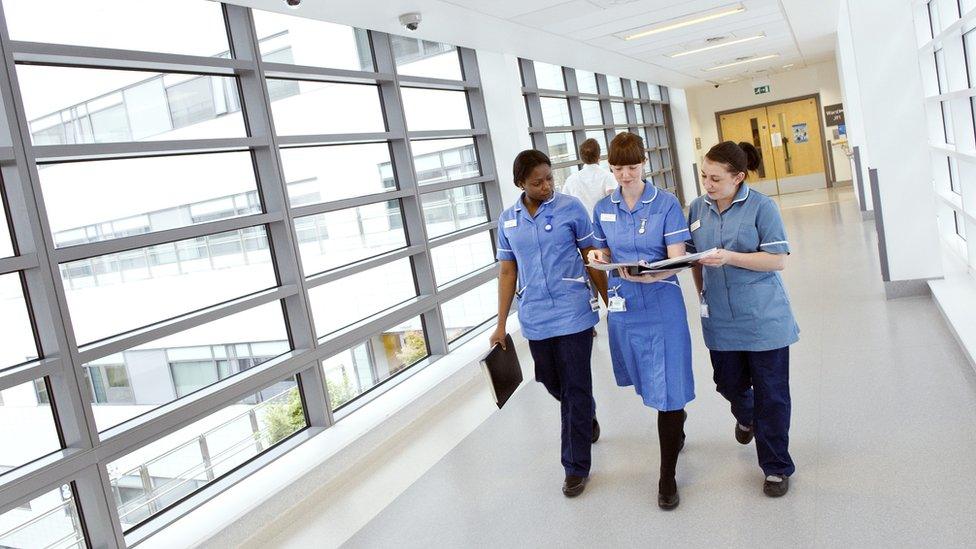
[480,334,523,409]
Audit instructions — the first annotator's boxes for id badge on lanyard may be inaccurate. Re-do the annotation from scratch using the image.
[608,284,626,312]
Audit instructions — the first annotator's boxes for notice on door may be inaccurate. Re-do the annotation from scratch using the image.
[792,123,809,143]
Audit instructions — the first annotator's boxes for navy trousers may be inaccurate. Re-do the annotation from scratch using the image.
[528,328,595,478]
[710,346,795,477]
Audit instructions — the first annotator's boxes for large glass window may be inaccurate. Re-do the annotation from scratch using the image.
[253,10,373,71]
[392,35,463,81]
[611,101,628,125]
[0,378,61,477]
[0,273,38,369]
[540,97,572,127]
[295,201,407,276]
[575,69,599,94]
[401,88,471,131]
[0,484,85,549]
[3,0,228,57]
[547,132,577,163]
[431,232,495,287]
[109,378,305,531]
[581,99,603,125]
[533,61,565,90]
[606,75,624,97]
[322,316,428,411]
[84,301,290,431]
[421,184,489,238]
[411,138,480,185]
[60,226,277,344]
[308,258,417,338]
[19,66,246,145]
[268,80,385,135]
[280,142,395,206]
[441,279,497,343]
[40,152,261,247]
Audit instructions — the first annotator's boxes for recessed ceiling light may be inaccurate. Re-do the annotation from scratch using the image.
[622,4,746,41]
[703,54,780,71]
[783,63,795,68]
[668,34,765,58]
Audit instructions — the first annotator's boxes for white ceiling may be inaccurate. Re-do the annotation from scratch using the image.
[229,0,841,89]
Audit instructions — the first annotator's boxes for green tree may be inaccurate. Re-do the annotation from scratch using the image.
[262,388,304,446]
[395,331,427,366]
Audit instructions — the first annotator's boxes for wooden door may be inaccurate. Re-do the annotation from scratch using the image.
[765,98,827,193]
[718,107,778,195]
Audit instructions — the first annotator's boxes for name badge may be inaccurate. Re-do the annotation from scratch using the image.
[690,219,701,232]
[589,295,600,312]
[608,295,626,312]
[600,213,617,222]
[503,219,518,228]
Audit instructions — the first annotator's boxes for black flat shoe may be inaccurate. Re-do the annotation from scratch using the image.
[658,477,679,510]
[563,475,587,497]
[763,475,789,497]
[735,423,754,445]
[592,417,601,444]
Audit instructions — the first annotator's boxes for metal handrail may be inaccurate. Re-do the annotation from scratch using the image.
[114,387,296,522]
[0,500,73,540]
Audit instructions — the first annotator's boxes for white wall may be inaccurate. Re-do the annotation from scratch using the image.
[835,0,873,211]
[841,0,942,284]
[685,60,852,185]
[668,88,699,202]
[476,50,532,209]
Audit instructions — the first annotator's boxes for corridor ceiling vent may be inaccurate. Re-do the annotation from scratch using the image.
[616,3,746,41]
[667,33,766,58]
[703,53,780,71]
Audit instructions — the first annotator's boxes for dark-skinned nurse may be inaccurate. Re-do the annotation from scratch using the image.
[489,149,608,498]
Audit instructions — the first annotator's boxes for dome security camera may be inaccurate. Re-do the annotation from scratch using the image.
[399,12,422,31]
[714,83,720,88]
[285,0,301,7]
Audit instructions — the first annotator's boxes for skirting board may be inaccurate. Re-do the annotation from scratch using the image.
[884,278,938,299]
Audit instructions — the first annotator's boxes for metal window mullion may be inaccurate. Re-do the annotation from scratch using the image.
[0,357,60,391]
[372,32,448,357]
[261,61,394,84]
[564,68,588,168]
[33,136,267,162]
[10,40,249,75]
[224,4,333,429]
[276,131,396,146]
[0,252,37,274]
[0,5,121,547]
[518,58,548,154]
[622,78,637,128]
[596,73,615,147]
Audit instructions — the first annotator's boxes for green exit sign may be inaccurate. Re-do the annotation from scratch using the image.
[754,85,771,95]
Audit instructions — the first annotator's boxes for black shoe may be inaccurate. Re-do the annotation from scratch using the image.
[592,418,601,444]
[735,423,754,445]
[658,479,680,510]
[592,327,597,337]
[763,475,789,497]
[563,475,587,497]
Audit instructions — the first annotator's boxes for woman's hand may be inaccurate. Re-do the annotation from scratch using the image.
[618,268,682,284]
[488,326,508,350]
[587,249,609,264]
[698,249,737,268]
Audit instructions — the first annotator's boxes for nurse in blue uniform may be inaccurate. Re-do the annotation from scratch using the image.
[687,141,800,498]
[490,149,608,498]
[587,132,694,510]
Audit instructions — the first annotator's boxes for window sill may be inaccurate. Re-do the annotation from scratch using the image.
[930,244,976,369]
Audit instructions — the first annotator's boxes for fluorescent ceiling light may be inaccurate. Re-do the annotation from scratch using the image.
[668,34,765,58]
[782,63,795,68]
[623,5,746,41]
[704,54,780,71]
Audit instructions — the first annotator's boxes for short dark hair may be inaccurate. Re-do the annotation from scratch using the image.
[512,149,551,187]
[608,131,646,166]
[579,138,601,164]
[705,141,762,175]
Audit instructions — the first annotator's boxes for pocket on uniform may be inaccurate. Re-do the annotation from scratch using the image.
[729,280,773,320]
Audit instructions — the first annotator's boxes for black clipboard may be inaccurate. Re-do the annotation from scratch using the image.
[480,334,523,409]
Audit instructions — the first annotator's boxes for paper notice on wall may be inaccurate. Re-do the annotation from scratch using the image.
[771,132,783,147]
[792,123,809,143]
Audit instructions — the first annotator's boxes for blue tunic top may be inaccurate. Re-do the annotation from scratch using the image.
[592,182,694,411]
[496,192,598,341]
[686,184,800,352]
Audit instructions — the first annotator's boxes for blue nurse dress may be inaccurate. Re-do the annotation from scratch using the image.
[592,183,695,411]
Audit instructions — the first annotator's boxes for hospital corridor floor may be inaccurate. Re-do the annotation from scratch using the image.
[344,187,976,548]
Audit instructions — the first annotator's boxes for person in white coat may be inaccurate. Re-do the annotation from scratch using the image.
[562,138,617,215]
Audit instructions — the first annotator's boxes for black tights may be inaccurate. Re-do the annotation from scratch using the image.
[657,409,686,496]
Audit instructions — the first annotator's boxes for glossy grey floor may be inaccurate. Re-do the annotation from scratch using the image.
[345,188,976,548]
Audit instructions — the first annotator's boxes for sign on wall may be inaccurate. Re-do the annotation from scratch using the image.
[824,103,845,126]
[752,77,771,95]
